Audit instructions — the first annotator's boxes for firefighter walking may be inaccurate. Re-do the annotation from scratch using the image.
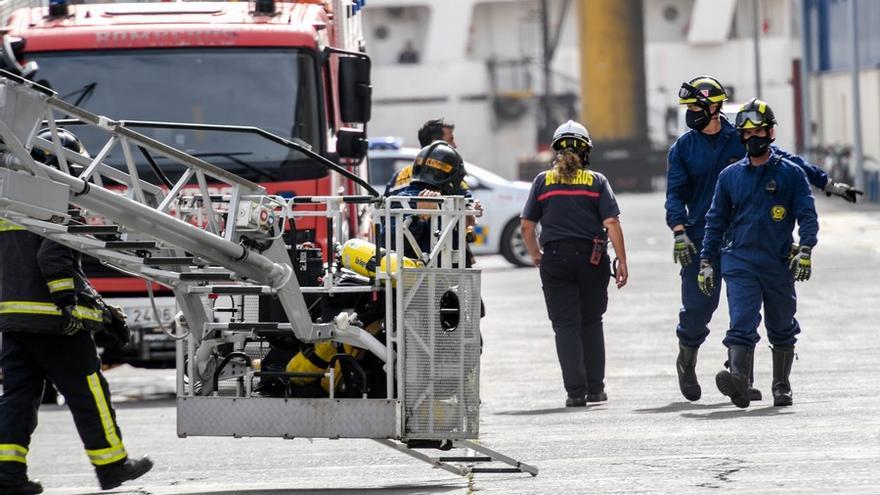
[0,131,152,494]
[521,121,628,407]
[699,99,818,408]
[665,76,857,403]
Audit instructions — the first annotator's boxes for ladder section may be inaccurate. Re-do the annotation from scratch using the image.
[0,73,390,394]
[0,72,315,340]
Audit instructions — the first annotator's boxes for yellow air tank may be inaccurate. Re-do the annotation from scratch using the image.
[286,320,383,392]
[340,238,421,278]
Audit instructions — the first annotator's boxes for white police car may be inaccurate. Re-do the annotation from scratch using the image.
[368,138,533,267]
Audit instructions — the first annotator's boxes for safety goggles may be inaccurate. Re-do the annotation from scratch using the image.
[678,83,698,100]
[552,136,590,151]
[735,109,767,129]
[678,82,709,105]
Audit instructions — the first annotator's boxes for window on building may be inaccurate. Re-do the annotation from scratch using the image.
[362,6,431,66]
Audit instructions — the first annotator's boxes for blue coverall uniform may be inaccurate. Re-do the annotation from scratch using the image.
[700,151,819,348]
[665,117,827,347]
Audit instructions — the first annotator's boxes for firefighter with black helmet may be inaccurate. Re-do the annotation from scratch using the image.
[520,120,628,408]
[0,129,152,494]
[665,75,849,404]
[387,140,470,261]
[699,98,818,408]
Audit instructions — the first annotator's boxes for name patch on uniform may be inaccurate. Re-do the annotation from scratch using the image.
[545,169,594,186]
[770,205,786,221]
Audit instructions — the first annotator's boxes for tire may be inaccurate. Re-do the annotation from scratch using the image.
[500,218,532,267]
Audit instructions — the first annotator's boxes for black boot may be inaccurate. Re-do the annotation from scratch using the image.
[676,344,701,401]
[96,456,153,490]
[715,345,751,408]
[747,349,762,401]
[722,355,762,401]
[772,345,795,407]
[0,477,43,495]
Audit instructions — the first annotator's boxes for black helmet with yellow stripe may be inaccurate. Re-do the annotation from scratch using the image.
[735,98,777,130]
[678,76,728,106]
[411,140,465,195]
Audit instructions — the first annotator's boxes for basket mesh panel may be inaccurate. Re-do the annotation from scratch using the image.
[402,269,480,439]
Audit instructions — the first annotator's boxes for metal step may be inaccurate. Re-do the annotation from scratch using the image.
[204,322,293,339]
[186,285,275,295]
[438,456,492,463]
[67,225,121,235]
[469,467,526,474]
[105,240,157,250]
[144,257,204,266]
[180,272,233,281]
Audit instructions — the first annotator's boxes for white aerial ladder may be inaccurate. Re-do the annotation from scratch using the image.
[0,71,538,478]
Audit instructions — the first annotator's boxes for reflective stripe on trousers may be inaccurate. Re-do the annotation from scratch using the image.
[0,444,27,464]
[85,373,127,466]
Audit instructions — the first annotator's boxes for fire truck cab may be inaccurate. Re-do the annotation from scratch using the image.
[3,0,373,366]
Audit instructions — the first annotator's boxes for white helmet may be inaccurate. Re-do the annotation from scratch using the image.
[551,120,592,151]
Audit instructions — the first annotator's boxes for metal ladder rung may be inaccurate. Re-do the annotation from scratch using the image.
[180,272,233,281]
[186,285,275,294]
[144,257,203,266]
[211,286,268,294]
[438,456,492,463]
[469,467,526,474]
[227,322,283,330]
[105,241,157,249]
[67,225,121,235]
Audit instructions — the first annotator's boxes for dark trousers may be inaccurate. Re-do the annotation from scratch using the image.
[0,331,127,480]
[676,238,721,348]
[722,255,801,348]
[539,241,611,398]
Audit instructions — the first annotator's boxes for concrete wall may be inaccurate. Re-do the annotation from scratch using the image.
[809,68,880,169]
[643,0,801,149]
[362,0,581,179]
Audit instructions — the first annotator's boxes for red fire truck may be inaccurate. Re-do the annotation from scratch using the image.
[3,0,374,367]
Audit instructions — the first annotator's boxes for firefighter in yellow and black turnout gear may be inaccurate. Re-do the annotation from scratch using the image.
[0,130,152,494]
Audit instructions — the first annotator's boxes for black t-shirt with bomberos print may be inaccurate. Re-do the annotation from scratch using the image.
[521,168,620,246]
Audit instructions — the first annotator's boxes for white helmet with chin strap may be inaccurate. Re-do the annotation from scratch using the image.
[551,120,592,163]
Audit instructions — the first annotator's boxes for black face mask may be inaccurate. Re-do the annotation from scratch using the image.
[685,109,711,132]
[743,134,773,157]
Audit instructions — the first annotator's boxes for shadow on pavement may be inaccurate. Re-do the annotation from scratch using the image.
[494,404,602,416]
[80,483,463,495]
[680,405,794,420]
[633,401,730,414]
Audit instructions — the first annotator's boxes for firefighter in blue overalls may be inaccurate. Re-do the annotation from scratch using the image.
[699,99,818,408]
[665,76,858,403]
[0,130,152,494]
[521,121,628,407]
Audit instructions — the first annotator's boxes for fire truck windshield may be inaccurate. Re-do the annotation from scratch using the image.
[29,48,323,183]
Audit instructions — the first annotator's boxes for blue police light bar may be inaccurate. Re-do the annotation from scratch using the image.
[368,136,403,151]
[48,0,69,17]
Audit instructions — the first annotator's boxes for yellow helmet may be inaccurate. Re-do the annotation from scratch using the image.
[678,76,729,105]
[735,98,777,130]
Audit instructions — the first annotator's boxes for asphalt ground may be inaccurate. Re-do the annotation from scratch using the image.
[17,192,880,494]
